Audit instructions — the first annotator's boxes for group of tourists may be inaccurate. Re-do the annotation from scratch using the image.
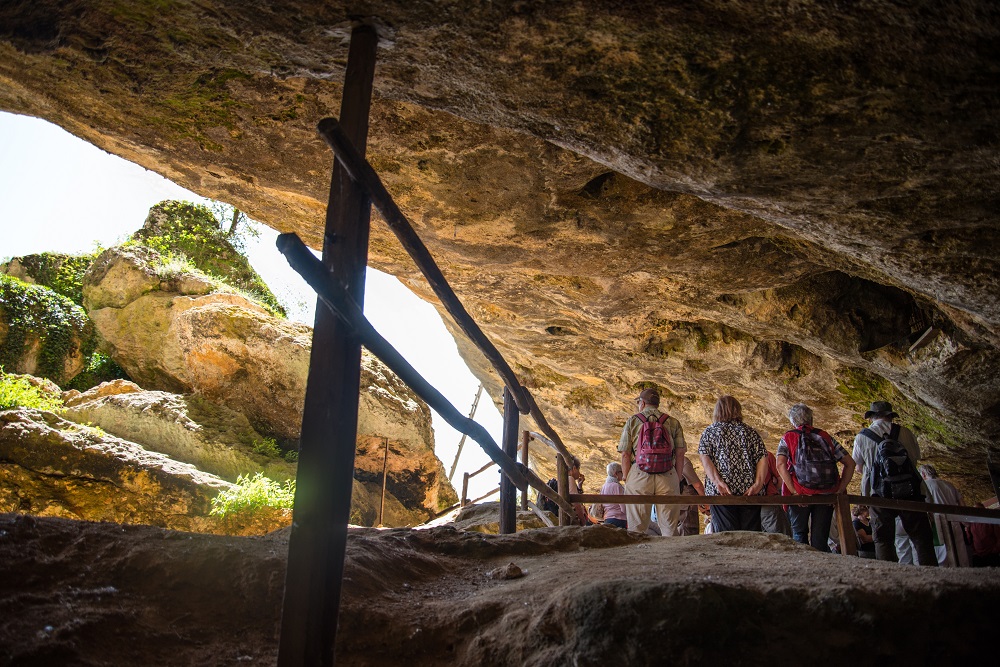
[573,386,1000,567]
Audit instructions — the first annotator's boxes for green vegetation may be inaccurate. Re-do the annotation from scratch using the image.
[5,251,100,306]
[65,351,129,392]
[210,472,295,517]
[0,274,94,383]
[0,371,62,411]
[252,436,281,458]
[836,366,960,449]
[130,200,285,317]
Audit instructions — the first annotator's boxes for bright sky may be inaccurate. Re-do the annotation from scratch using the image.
[0,111,502,503]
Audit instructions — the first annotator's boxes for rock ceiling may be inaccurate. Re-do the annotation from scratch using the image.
[1,1,997,497]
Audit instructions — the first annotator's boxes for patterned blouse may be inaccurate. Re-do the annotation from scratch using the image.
[697,420,767,496]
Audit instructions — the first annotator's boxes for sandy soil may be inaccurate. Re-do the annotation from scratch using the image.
[1,512,997,666]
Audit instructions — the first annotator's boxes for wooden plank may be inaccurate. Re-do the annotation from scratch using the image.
[277,23,378,667]
[847,494,1000,524]
[557,455,570,526]
[573,494,834,506]
[519,430,530,511]
[499,387,518,534]
[461,472,470,506]
[448,384,482,481]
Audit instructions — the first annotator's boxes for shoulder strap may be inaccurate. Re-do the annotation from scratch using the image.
[860,428,882,443]
[635,412,648,424]
[656,413,669,426]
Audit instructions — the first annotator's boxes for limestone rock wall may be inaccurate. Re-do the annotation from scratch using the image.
[0,2,996,498]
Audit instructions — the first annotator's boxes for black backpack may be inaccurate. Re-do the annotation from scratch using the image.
[538,478,560,514]
[862,424,924,500]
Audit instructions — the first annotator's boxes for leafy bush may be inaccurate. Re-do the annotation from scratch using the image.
[64,351,130,392]
[252,437,282,458]
[210,472,295,517]
[3,251,99,306]
[0,371,62,411]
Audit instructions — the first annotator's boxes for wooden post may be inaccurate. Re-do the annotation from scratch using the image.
[499,387,518,534]
[519,430,530,511]
[462,472,470,506]
[835,494,858,557]
[378,437,389,527]
[448,384,483,482]
[277,23,378,667]
[557,455,570,526]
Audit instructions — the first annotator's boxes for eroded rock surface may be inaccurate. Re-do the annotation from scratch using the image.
[0,2,997,496]
[0,515,998,666]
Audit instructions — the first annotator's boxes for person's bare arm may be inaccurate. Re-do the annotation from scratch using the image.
[621,448,631,484]
[837,457,856,493]
[746,455,768,496]
[699,454,731,495]
[776,455,795,492]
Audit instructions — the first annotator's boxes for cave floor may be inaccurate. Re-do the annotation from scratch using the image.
[0,513,997,666]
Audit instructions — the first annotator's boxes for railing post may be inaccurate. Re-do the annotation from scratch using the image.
[519,430,530,511]
[277,22,378,667]
[557,455,570,526]
[378,437,389,527]
[835,494,858,557]
[499,387,518,534]
[462,472,470,506]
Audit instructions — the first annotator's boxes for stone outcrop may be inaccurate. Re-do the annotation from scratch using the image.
[61,381,293,483]
[0,407,233,532]
[0,2,997,497]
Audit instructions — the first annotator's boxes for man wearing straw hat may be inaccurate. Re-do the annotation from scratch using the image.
[852,401,937,565]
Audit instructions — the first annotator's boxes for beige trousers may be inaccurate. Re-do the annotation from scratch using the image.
[624,467,681,536]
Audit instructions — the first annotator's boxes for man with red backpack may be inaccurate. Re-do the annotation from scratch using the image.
[775,403,855,552]
[618,387,687,536]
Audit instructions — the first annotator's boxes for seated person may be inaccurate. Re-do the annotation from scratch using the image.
[853,505,876,559]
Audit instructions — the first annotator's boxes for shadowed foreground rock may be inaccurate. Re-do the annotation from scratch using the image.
[0,514,997,666]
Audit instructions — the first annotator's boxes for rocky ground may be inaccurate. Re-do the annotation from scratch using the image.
[1,512,997,667]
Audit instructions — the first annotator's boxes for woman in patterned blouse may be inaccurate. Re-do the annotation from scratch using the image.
[697,395,769,533]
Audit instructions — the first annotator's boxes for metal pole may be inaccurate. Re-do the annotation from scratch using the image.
[277,22,377,667]
[448,384,483,482]
[499,386,518,534]
[378,437,389,527]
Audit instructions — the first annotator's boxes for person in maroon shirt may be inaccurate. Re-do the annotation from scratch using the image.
[964,503,1000,567]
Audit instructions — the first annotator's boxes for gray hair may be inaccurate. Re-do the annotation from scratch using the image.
[919,464,938,479]
[606,461,622,477]
[788,403,814,427]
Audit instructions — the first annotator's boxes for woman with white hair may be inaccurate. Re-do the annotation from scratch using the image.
[599,462,628,528]
[775,403,855,552]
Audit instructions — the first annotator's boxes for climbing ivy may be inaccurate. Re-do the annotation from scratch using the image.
[0,275,94,383]
[7,251,100,306]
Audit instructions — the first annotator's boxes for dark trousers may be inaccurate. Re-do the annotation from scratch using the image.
[789,504,835,553]
[871,506,938,566]
[604,518,628,529]
[711,504,761,533]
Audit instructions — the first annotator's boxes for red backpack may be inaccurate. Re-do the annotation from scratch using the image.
[635,413,674,474]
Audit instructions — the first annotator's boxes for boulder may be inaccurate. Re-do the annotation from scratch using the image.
[0,407,237,533]
[60,384,294,483]
[451,501,552,534]
[83,245,311,440]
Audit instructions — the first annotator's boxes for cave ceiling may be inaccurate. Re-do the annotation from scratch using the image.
[1,1,998,497]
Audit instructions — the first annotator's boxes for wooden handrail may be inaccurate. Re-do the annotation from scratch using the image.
[572,493,1000,525]
[317,117,533,416]
[277,232,578,518]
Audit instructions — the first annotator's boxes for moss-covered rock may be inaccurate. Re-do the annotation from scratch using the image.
[0,274,92,384]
